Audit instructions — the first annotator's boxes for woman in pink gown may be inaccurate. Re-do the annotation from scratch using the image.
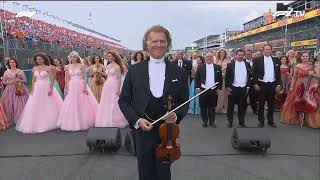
[16,53,63,134]
[1,58,30,125]
[57,51,98,131]
[95,50,128,128]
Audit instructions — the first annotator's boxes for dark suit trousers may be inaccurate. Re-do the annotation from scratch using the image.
[257,81,276,123]
[248,85,258,113]
[227,86,248,125]
[199,88,218,124]
[134,128,171,180]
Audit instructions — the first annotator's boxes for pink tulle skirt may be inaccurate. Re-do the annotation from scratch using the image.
[16,81,63,134]
[57,79,98,131]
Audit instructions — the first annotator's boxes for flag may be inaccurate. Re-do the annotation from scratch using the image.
[16,11,36,18]
[22,4,28,10]
[12,2,20,7]
[43,11,48,17]
[29,8,36,12]
[0,18,3,34]
[0,17,3,40]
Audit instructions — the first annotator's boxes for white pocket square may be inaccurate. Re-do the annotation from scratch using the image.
[275,64,279,66]
[172,79,178,82]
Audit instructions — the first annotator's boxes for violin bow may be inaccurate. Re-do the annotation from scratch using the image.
[150,82,219,126]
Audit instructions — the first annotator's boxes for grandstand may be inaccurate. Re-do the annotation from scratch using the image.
[0,9,128,69]
[226,0,320,54]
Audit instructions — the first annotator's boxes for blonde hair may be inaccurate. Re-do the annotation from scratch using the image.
[68,51,83,64]
[216,48,228,61]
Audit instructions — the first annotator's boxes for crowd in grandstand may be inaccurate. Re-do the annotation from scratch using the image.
[0,9,125,50]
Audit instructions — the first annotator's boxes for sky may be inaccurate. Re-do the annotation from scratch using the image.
[2,1,292,50]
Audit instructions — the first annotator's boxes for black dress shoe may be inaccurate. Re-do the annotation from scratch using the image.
[203,123,208,128]
[227,123,233,128]
[268,122,278,128]
[209,122,217,128]
[258,122,264,127]
[239,123,247,128]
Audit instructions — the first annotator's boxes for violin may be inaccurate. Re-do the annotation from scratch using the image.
[294,67,317,113]
[14,73,25,96]
[151,82,219,161]
[275,67,289,102]
[156,95,181,162]
[94,67,105,85]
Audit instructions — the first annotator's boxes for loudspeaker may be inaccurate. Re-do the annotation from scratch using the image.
[124,130,136,156]
[231,128,271,152]
[86,127,122,152]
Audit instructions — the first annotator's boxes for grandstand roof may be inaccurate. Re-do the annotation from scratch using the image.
[193,34,221,44]
[228,6,320,41]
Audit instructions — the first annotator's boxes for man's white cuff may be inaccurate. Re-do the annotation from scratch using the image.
[134,118,142,129]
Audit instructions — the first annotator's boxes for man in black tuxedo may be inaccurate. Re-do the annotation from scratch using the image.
[0,57,9,92]
[225,49,251,128]
[195,52,222,128]
[252,44,281,128]
[0,57,9,78]
[173,51,192,83]
[119,25,189,180]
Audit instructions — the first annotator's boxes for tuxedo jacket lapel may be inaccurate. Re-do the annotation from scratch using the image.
[231,61,235,79]
[272,57,278,71]
[260,57,265,77]
[141,61,151,94]
[203,64,206,82]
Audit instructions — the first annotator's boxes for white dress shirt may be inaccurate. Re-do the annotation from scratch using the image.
[178,59,183,67]
[134,56,166,129]
[149,57,166,98]
[233,60,247,87]
[192,59,197,67]
[262,56,275,82]
[201,63,216,89]
[103,59,109,66]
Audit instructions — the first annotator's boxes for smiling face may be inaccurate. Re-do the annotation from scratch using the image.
[69,54,78,64]
[263,45,272,57]
[191,53,198,60]
[245,50,252,60]
[205,52,214,64]
[146,31,168,59]
[276,51,283,58]
[36,56,45,65]
[106,53,115,63]
[94,56,100,64]
[281,57,288,65]
[219,50,226,59]
[9,59,17,68]
[300,52,309,63]
[136,53,143,61]
[176,52,184,60]
[288,50,296,58]
[54,59,60,66]
[196,57,203,65]
[236,51,245,61]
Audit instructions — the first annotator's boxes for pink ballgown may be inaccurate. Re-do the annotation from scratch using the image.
[95,64,128,128]
[57,66,98,131]
[15,71,63,133]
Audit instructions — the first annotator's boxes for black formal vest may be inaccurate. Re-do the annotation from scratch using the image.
[144,95,167,121]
